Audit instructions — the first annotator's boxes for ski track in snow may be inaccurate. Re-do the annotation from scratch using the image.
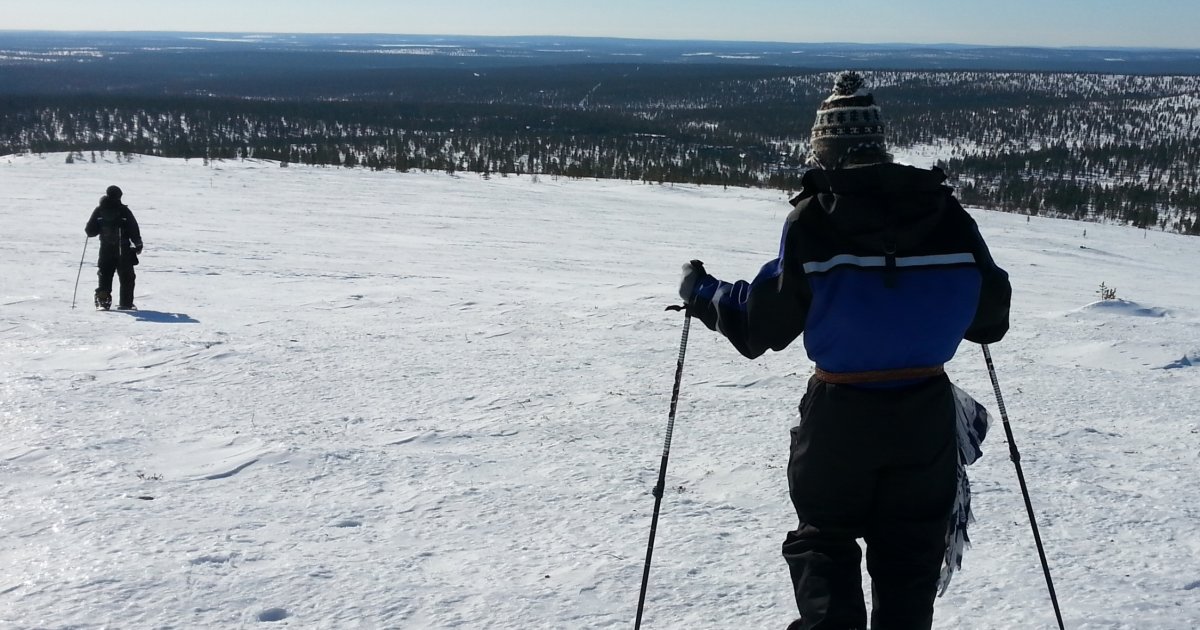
[1,153,1199,629]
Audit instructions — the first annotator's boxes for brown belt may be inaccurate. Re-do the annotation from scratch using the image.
[814,364,945,385]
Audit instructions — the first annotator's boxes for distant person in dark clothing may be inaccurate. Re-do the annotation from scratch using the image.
[85,185,143,310]
[677,72,1011,630]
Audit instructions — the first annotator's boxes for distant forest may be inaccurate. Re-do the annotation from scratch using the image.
[3,65,1198,234]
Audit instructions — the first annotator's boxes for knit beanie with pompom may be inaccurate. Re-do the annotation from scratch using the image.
[809,71,888,169]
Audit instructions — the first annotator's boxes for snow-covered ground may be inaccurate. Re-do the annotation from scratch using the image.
[2,153,1198,629]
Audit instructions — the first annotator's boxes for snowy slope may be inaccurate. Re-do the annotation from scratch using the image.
[1,153,1198,629]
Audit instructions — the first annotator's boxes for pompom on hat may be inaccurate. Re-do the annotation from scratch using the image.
[809,71,889,169]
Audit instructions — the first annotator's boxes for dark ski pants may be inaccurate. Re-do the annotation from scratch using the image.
[783,374,957,630]
[97,257,136,306]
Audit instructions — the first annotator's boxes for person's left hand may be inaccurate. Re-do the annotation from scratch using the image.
[678,259,708,302]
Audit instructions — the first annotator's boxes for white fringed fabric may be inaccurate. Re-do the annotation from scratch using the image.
[937,384,993,596]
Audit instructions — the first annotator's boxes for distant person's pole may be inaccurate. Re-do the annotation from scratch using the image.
[982,344,1066,630]
[71,236,91,309]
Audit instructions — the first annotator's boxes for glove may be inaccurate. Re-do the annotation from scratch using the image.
[678,259,708,303]
[133,241,144,255]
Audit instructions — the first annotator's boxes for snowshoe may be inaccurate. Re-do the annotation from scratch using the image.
[95,291,112,310]
[116,304,137,311]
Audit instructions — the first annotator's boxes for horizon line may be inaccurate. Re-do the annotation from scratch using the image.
[2,29,1199,53]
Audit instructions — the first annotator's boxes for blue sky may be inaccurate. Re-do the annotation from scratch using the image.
[5,0,1198,49]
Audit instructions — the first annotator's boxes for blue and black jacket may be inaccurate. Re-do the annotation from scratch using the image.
[687,163,1010,374]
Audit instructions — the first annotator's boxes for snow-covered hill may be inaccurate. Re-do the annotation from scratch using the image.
[2,153,1198,629]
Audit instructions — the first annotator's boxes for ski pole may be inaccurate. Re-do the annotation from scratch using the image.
[982,344,1066,630]
[71,236,90,309]
[635,307,691,629]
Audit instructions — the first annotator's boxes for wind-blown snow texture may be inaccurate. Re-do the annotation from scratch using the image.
[2,154,1198,629]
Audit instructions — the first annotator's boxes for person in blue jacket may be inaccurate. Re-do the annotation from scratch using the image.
[85,185,143,310]
[678,72,1011,630]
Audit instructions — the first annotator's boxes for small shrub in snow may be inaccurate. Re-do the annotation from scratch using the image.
[1098,282,1117,301]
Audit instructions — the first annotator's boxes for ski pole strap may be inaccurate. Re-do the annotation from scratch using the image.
[814,364,944,385]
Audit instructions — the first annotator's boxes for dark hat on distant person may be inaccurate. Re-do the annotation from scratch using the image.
[105,185,123,200]
[809,71,889,169]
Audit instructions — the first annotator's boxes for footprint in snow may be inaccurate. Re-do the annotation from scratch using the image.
[257,608,289,622]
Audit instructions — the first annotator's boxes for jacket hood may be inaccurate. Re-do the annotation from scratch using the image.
[98,196,125,211]
[792,163,952,253]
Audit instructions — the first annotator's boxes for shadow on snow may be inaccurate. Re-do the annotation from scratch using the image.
[113,309,199,324]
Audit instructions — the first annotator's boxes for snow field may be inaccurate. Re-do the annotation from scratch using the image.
[1,153,1198,628]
